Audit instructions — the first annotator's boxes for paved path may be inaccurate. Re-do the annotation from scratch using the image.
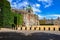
[0,32,60,40]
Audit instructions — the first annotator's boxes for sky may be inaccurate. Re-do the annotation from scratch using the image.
[8,0,60,19]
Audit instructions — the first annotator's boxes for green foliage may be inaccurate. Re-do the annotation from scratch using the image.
[0,0,12,27]
[13,12,23,25]
[0,0,23,28]
[18,14,23,25]
[3,5,12,27]
[39,20,46,25]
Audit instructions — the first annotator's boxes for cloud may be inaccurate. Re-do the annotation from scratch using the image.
[38,14,60,19]
[11,2,17,9]
[38,0,53,8]
[10,0,42,18]
[33,3,41,8]
[32,7,41,12]
[32,4,41,18]
[38,0,49,2]
[17,1,29,7]
[43,14,60,19]
[38,15,44,19]
[32,3,41,13]
[7,0,12,3]
[11,1,29,9]
[36,4,41,8]
[44,0,53,8]
[47,14,60,17]
[9,0,41,12]
[11,1,41,13]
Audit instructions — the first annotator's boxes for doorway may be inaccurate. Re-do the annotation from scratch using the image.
[14,16,17,25]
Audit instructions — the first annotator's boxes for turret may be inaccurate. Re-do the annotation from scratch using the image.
[26,5,33,13]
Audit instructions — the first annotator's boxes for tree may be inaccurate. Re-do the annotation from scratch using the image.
[0,0,14,27]
[0,0,23,28]
[39,20,46,25]
[13,12,23,26]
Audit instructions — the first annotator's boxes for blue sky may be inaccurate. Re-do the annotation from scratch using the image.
[8,0,60,19]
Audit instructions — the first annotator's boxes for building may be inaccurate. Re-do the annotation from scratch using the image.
[0,0,39,27]
[39,19,46,25]
[11,5,39,27]
[45,19,54,25]
[54,17,60,25]
[39,17,60,25]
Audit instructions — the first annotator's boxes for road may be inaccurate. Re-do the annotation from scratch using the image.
[0,28,60,40]
[0,32,60,40]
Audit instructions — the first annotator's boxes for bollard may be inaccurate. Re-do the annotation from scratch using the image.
[53,27,55,31]
[21,27,22,30]
[48,27,50,31]
[25,27,27,30]
[39,27,41,30]
[34,27,36,30]
[30,27,32,30]
[44,27,45,31]
[59,28,60,31]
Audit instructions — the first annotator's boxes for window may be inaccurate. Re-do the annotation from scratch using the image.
[14,16,17,25]
[28,10,31,13]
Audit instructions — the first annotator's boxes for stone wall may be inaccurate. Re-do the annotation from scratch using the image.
[17,25,60,31]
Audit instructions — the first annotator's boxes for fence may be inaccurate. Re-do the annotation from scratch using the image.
[17,25,60,31]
